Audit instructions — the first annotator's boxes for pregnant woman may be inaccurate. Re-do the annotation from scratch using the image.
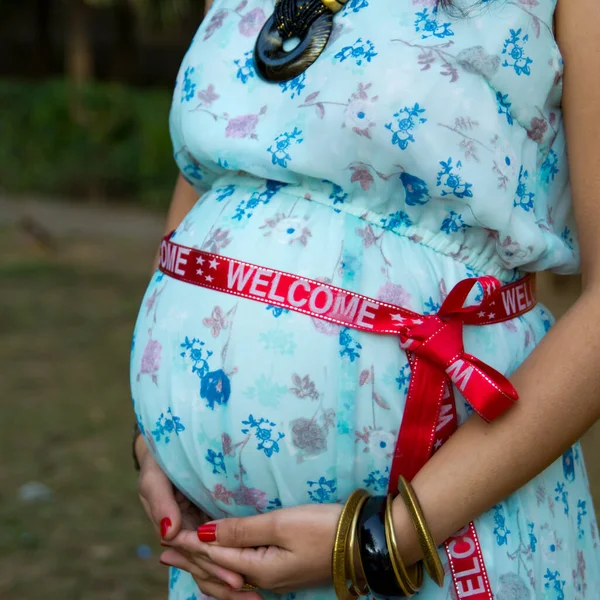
[131,1,600,598]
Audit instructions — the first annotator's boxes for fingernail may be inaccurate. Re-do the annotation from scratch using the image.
[197,523,217,542]
[160,517,172,538]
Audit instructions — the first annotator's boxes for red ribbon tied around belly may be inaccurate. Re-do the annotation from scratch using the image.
[389,275,519,485]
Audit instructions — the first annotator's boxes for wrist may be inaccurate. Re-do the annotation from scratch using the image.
[391,494,424,566]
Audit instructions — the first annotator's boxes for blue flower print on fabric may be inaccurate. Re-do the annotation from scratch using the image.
[152,408,185,444]
[386,104,427,150]
[234,50,256,83]
[422,297,441,316]
[544,569,566,600]
[267,128,304,168]
[328,182,348,205]
[205,448,227,474]
[380,210,412,231]
[307,476,337,503]
[169,567,181,590]
[266,498,282,511]
[562,447,576,482]
[437,158,473,198]
[200,369,231,408]
[502,29,532,76]
[527,522,538,553]
[233,179,287,221]
[266,305,290,318]
[513,166,535,211]
[555,482,569,515]
[339,327,362,362]
[279,73,306,99]
[540,150,559,184]
[364,467,389,492]
[414,8,454,40]
[183,162,205,182]
[492,504,511,546]
[241,415,285,457]
[561,227,574,251]
[215,185,235,202]
[400,172,430,206]
[440,211,468,235]
[343,0,368,15]
[180,337,232,409]
[395,363,411,394]
[181,66,196,102]
[577,500,587,539]
[496,92,513,126]
[334,38,377,66]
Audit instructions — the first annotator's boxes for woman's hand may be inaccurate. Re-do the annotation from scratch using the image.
[161,503,343,596]
[135,436,244,590]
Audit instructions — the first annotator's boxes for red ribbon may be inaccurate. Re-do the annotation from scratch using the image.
[158,235,537,600]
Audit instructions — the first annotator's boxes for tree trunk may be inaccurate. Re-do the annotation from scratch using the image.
[65,0,93,86]
[64,0,93,122]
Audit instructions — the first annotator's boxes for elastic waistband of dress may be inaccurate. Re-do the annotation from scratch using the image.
[203,174,526,284]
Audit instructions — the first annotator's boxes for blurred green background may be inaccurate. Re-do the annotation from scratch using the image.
[0,2,598,599]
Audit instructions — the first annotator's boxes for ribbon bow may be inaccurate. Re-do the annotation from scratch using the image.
[389,276,519,483]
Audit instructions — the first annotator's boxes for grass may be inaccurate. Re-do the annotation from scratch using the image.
[0,228,166,599]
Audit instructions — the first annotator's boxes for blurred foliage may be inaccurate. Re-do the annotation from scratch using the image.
[87,0,193,27]
[0,80,176,207]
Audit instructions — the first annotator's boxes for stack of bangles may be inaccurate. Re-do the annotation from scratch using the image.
[332,477,445,599]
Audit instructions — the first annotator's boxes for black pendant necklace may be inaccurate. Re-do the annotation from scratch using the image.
[254,0,347,83]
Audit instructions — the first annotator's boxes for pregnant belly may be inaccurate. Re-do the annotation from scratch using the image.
[130,181,535,518]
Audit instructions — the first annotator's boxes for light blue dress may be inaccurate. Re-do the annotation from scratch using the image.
[130,1,600,598]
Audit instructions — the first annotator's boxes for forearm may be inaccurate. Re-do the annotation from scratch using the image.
[393,287,600,563]
[151,174,200,271]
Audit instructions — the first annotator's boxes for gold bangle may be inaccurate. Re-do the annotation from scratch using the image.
[332,489,370,600]
[240,583,259,592]
[397,476,445,588]
[346,493,369,596]
[384,494,424,596]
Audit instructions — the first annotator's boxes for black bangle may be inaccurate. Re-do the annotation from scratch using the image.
[132,422,142,472]
[358,495,406,598]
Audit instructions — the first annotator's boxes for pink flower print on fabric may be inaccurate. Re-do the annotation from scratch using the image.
[203,306,230,338]
[231,485,268,510]
[225,106,266,139]
[197,84,220,106]
[239,7,266,37]
[376,281,412,307]
[138,330,162,385]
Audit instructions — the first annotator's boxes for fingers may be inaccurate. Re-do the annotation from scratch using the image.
[202,512,279,548]
[137,455,181,540]
[164,530,247,589]
[160,549,263,600]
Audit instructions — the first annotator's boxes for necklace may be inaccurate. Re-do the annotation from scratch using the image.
[254,0,348,82]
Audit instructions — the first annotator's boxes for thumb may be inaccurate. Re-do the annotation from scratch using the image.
[138,459,182,541]
[199,512,277,548]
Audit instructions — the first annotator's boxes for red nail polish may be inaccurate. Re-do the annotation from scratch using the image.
[160,517,172,538]
[197,523,217,543]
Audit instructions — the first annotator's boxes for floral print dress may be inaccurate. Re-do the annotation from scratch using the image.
[130,1,600,598]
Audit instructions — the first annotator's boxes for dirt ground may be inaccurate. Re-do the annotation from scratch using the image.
[0,198,598,599]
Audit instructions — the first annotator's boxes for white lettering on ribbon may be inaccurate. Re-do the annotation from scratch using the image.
[267,273,285,303]
[446,359,474,392]
[174,247,190,276]
[356,299,379,329]
[501,288,516,317]
[288,280,310,307]
[332,293,360,323]
[436,403,454,432]
[309,286,334,314]
[227,262,256,292]
[249,269,272,298]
